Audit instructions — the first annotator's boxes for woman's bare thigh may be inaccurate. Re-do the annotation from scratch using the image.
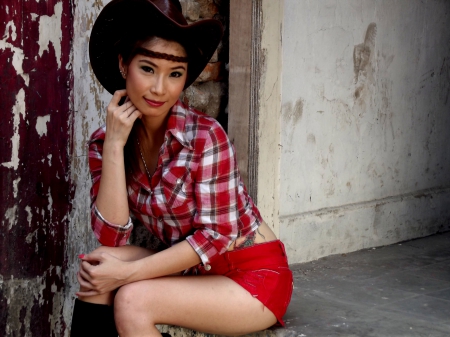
[114,275,277,336]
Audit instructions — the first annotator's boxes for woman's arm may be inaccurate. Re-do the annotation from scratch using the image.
[77,241,200,297]
[129,240,201,280]
[95,90,141,225]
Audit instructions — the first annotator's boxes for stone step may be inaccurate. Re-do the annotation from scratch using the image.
[157,325,296,337]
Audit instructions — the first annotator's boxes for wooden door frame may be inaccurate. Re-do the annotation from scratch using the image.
[229,0,283,234]
[228,0,262,201]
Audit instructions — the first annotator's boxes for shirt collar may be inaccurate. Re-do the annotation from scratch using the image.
[165,99,194,150]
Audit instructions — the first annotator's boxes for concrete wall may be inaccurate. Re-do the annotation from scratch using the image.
[277,0,450,263]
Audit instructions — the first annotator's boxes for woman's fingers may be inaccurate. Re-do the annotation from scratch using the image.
[122,102,137,117]
[81,251,108,264]
[115,100,132,118]
[76,288,99,297]
[106,90,133,124]
[78,263,92,282]
[76,272,102,297]
[77,265,103,294]
[77,271,93,289]
[76,251,128,297]
[105,91,142,147]
[111,101,141,123]
[111,89,128,106]
[126,105,142,119]
[78,253,104,281]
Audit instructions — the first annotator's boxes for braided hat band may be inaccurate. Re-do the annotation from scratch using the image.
[134,47,189,63]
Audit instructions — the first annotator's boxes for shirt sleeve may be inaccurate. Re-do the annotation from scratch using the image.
[186,122,239,265]
[88,128,133,246]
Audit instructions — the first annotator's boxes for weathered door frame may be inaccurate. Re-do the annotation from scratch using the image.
[229,0,283,235]
[228,0,260,199]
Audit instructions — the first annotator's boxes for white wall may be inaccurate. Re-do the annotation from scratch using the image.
[278,0,450,263]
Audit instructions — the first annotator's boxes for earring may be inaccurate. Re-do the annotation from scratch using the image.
[120,69,126,79]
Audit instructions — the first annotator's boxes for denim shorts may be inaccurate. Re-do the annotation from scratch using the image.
[197,240,293,326]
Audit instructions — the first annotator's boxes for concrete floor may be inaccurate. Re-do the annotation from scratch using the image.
[161,232,450,337]
[283,231,450,337]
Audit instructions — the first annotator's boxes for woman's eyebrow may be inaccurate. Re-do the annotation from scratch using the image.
[138,59,186,71]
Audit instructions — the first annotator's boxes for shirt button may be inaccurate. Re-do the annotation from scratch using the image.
[204,264,211,271]
[176,178,182,185]
[158,217,163,222]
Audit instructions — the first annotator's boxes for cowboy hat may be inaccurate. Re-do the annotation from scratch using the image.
[89,0,223,94]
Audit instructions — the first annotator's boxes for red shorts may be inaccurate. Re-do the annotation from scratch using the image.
[198,240,293,326]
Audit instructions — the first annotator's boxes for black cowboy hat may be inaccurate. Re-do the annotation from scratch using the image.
[89,0,223,94]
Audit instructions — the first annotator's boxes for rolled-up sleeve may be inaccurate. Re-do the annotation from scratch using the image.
[186,123,239,265]
[88,128,133,246]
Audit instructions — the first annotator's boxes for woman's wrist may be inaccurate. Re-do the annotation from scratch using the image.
[103,138,126,153]
[101,141,127,168]
[124,259,144,284]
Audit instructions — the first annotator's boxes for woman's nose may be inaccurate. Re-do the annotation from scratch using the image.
[150,75,165,95]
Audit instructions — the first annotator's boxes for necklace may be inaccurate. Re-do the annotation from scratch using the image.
[136,137,152,182]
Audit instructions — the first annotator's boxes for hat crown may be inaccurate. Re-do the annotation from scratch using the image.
[149,0,188,26]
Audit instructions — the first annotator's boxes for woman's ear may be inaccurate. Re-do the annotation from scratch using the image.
[118,55,127,79]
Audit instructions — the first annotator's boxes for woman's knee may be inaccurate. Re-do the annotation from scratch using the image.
[114,282,151,321]
[90,245,117,256]
[89,245,155,262]
[114,282,155,330]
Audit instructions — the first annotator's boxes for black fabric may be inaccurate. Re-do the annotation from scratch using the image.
[70,299,118,337]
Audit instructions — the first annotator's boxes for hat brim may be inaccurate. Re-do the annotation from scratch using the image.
[89,0,223,94]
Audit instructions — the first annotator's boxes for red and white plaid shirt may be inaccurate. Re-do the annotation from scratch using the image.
[88,100,263,268]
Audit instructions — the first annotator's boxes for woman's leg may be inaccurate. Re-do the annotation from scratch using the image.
[114,275,278,337]
[71,245,155,337]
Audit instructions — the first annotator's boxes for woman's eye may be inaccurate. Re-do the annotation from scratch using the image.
[141,66,153,73]
[170,71,183,78]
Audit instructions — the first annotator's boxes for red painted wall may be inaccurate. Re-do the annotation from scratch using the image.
[0,1,73,335]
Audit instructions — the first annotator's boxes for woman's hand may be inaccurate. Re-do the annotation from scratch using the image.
[76,251,131,297]
[105,89,142,147]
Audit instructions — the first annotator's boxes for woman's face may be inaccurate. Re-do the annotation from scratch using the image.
[120,37,187,120]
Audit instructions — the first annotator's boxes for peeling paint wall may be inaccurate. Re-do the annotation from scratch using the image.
[277,0,450,263]
[0,1,73,336]
[63,2,111,332]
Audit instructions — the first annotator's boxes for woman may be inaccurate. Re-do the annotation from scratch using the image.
[71,0,293,336]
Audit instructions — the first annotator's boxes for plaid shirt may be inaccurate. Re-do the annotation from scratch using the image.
[88,100,263,268]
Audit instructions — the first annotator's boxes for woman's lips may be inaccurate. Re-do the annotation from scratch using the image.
[144,98,165,107]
